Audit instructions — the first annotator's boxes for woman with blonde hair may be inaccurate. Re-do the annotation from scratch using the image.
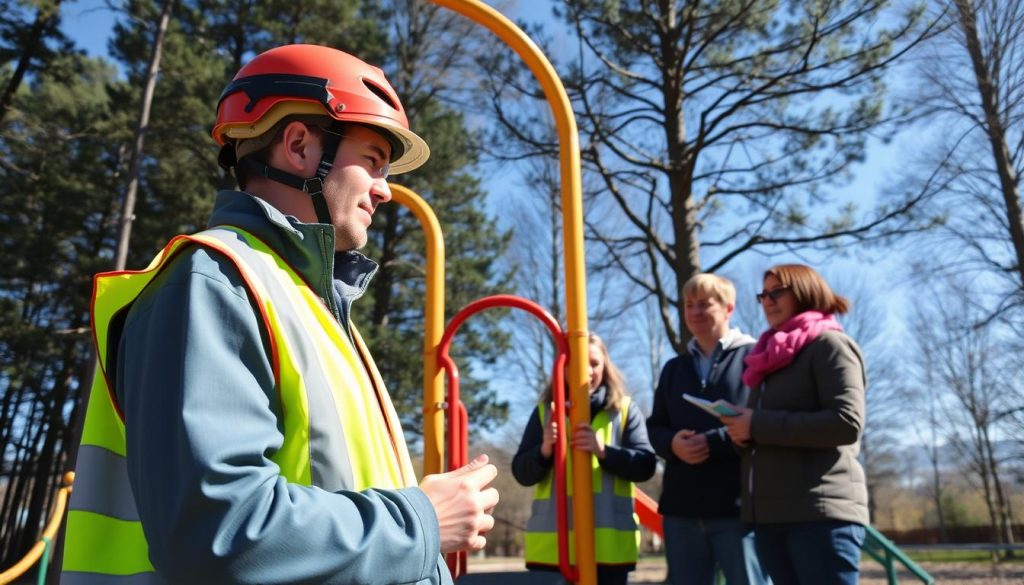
[721,264,868,584]
[512,332,656,585]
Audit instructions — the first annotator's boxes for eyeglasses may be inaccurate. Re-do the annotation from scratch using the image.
[318,127,391,179]
[756,287,790,303]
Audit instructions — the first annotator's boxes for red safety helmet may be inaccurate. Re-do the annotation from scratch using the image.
[213,44,429,175]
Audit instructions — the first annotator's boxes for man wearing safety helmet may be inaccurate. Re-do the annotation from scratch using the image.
[62,44,497,584]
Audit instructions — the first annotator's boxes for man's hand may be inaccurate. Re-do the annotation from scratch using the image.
[540,412,558,459]
[670,430,709,464]
[721,406,753,446]
[570,423,606,459]
[419,454,499,554]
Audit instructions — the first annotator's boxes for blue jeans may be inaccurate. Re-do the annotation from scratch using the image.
[663,516,769,585]
[753,521,865,585]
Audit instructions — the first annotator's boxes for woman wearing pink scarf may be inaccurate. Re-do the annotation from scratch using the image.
[720,264,868,585]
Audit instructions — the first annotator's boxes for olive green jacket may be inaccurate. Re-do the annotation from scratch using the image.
[741,330,870,526]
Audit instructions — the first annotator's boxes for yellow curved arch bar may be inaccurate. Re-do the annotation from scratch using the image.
[423,2,594,582]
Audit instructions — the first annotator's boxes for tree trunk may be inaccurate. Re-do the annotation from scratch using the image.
[665,88,699,353]
[0,395,41,565]
[928,396,948,541]
[863,431,878,523]
[984,427,1017,558]
[0,0,61,126]
[15,342,79,560]
[972,429,1002,562]
[114,0,176,270]
[668,162,701,353]
[955,0,1024,290]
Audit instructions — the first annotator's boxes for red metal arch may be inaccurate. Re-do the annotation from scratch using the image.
[436,294,576,582]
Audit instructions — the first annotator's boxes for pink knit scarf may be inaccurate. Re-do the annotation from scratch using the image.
[742,311,843,389]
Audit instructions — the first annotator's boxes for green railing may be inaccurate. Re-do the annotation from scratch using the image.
[862,525,935,584]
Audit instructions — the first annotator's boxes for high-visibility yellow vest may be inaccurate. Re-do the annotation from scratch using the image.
[524,396,640,567]
[62,226,415,583]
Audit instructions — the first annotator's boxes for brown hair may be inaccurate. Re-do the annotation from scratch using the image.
[540,332,629,413]
[231,116,343,189]
[764,264,850,315]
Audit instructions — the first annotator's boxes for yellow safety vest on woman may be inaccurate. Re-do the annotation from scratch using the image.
[524,397,640,568]
[62,226,415,583]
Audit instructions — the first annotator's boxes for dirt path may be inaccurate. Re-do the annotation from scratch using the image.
[859,561,1024,584]
[468,557,1024,584]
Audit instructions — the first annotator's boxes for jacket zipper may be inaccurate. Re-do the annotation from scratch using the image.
[700,350,721,392]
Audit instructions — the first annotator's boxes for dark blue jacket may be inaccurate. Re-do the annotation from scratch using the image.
[511,388,657,487]
[646,331,754,518]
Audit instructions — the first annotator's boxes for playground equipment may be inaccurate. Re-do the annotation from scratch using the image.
[0,2,935,583]
[414,1,597,581]
[435,295,573,581]
[863,526,936,585]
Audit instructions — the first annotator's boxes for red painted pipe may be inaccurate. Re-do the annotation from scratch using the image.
[436,295,576,581]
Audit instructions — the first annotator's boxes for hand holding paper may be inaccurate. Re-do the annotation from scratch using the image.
[682,393,740,417]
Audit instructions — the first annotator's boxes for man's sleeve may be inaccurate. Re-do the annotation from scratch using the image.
[117,248,444,585]
[646,361,677,461]
[703,426,737,459]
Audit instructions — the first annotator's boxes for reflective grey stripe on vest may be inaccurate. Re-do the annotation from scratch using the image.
[527,406,635,532]
[67,445,139,521]
[205,228,354,491]
[526,497,573,532]
[62,571,168,584]
[526,493,636,532]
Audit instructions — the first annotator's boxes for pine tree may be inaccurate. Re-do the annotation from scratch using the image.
[0,0,75,125]
[0,51,126,566]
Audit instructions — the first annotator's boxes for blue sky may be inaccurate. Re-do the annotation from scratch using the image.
[61,0,117,59]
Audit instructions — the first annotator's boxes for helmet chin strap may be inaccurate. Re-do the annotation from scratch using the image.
[233,131,342,226]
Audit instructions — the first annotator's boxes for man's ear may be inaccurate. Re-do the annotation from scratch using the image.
[272,121,320,175]
[725,302,736,317]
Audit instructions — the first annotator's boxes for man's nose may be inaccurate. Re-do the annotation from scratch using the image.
[371,178,392,204]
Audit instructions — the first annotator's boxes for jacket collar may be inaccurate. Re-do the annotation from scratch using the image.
[686,327,756,357]
[206,190,378,301]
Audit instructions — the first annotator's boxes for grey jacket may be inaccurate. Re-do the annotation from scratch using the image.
[741,330,870,526]
[114,191,451,584]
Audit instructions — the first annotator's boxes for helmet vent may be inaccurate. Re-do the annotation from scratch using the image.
[362,79,399,111]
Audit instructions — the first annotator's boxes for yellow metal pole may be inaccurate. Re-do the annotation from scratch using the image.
[389,183,447,478]
[425,2,592,583]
